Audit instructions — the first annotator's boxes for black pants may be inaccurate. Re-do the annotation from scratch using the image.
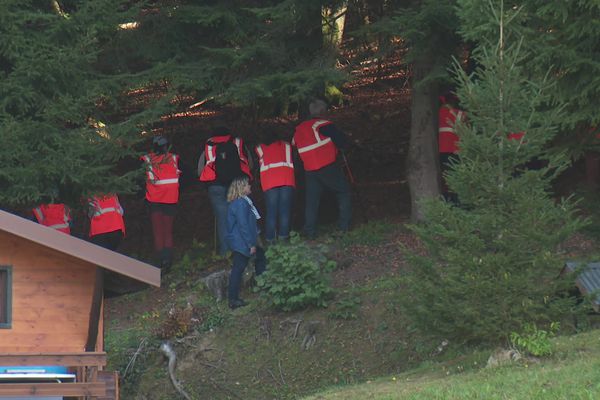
[91,230,123,251]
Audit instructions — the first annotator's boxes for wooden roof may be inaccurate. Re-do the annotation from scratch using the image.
[0,209,160,287]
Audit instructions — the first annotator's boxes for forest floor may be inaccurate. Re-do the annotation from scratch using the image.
[104,222,442,400]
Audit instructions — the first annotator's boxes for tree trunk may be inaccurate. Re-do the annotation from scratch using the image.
[322,2,348,48]
[407,50,440,222]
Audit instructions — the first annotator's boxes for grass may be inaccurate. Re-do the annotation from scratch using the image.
[104,217,600,399]
[105,261,420,399]
[302,330,600,399]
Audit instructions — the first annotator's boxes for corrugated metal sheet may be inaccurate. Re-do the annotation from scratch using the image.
[564,261,600,311]
[0,209,160,287]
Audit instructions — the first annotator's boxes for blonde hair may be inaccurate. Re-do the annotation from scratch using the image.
[227,176,249,202]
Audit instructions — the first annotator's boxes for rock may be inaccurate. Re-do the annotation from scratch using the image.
[203,270,229,301]
[486,348,521,368]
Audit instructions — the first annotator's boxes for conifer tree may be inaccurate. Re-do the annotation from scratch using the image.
[458,0,600,152]
[125,0,346,116]
[0,1,151,207]
[400,1,584,344]
[0,1,352,209]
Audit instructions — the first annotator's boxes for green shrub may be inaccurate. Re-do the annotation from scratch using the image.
[511,322,559,357]
[256,233,336,311]
[329,296,361,320]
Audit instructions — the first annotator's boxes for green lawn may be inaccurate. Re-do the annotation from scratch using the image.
[303,330,600,400]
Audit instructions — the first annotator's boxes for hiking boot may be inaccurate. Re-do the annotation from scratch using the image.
[229,299,248,310]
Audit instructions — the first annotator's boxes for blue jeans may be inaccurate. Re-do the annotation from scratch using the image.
[304,163,352,237]
[263,186,294,242]
[207,185,230,256]
[228,247,267,303]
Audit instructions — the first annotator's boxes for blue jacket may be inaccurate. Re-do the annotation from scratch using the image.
[226,197,259,256]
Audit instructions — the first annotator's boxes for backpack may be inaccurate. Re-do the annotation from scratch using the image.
[214,138,243,184]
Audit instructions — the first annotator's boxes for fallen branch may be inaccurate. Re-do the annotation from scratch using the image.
[278,359,286,385]
[160,341,193,400]
[123,338,147,379]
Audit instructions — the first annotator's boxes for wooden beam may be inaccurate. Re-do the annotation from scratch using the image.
[0,352,106,367]
[85,267,104,352]
[0,382,106,397]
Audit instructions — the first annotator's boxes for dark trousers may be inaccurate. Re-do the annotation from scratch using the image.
[440,152,459,203]
[264,186,294,242]
[207,185,230,256]
[90,230,123,251]
[304,163,352,237]
[228,247,266,303]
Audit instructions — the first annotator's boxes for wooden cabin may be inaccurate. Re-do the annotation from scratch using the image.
[0,209,160,399]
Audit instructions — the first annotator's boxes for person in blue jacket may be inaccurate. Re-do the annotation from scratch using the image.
[226,176,267,309]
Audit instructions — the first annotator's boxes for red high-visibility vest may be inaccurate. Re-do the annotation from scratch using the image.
[508,131,526,141]
[198,135,252,182]
[255,141,295,191]
[292,119,338,171]
[141,152,181,204]
[32,203,71,234]
[89,194,126,237]
[438,105,465,154]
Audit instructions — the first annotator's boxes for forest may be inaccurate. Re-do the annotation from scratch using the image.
[1,0,600,399]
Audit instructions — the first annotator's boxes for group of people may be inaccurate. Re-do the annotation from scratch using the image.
[142,99,353,308]
[32,99,353,310]
[32,194,126,250]
[30,93,525,308]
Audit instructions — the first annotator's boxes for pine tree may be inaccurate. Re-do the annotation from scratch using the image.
[0,1,352,208]
[0,1,151,207]
[123,0,347,116]
[457,0,600,152]
[400,1,584,345]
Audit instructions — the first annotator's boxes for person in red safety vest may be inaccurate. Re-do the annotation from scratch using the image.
[255,128,295,243]
[198,126,253,256]
[141,135,181,270]
[293,99,351,238]
[438,93,466,203]
[88,194,125,251]
[32,203,72,234]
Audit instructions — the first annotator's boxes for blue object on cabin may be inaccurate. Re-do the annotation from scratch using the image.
[0,366,68,374]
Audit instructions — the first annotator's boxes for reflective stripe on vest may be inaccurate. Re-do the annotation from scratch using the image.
[33,204,71,234]
[89,195,126,237]
[142,152,180,203]
[296,120,333,154]
[199,135,251,182]
[143,154,179,183]
[293,119,338,171]
[256,143,294,172]
[256,142,295,191]
[91,205,124,218]
[48,222,70,229]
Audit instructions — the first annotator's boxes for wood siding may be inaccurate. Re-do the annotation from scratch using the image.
[0,230,103,353]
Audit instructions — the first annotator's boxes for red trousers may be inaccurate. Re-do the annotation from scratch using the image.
[151,211,174,251]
